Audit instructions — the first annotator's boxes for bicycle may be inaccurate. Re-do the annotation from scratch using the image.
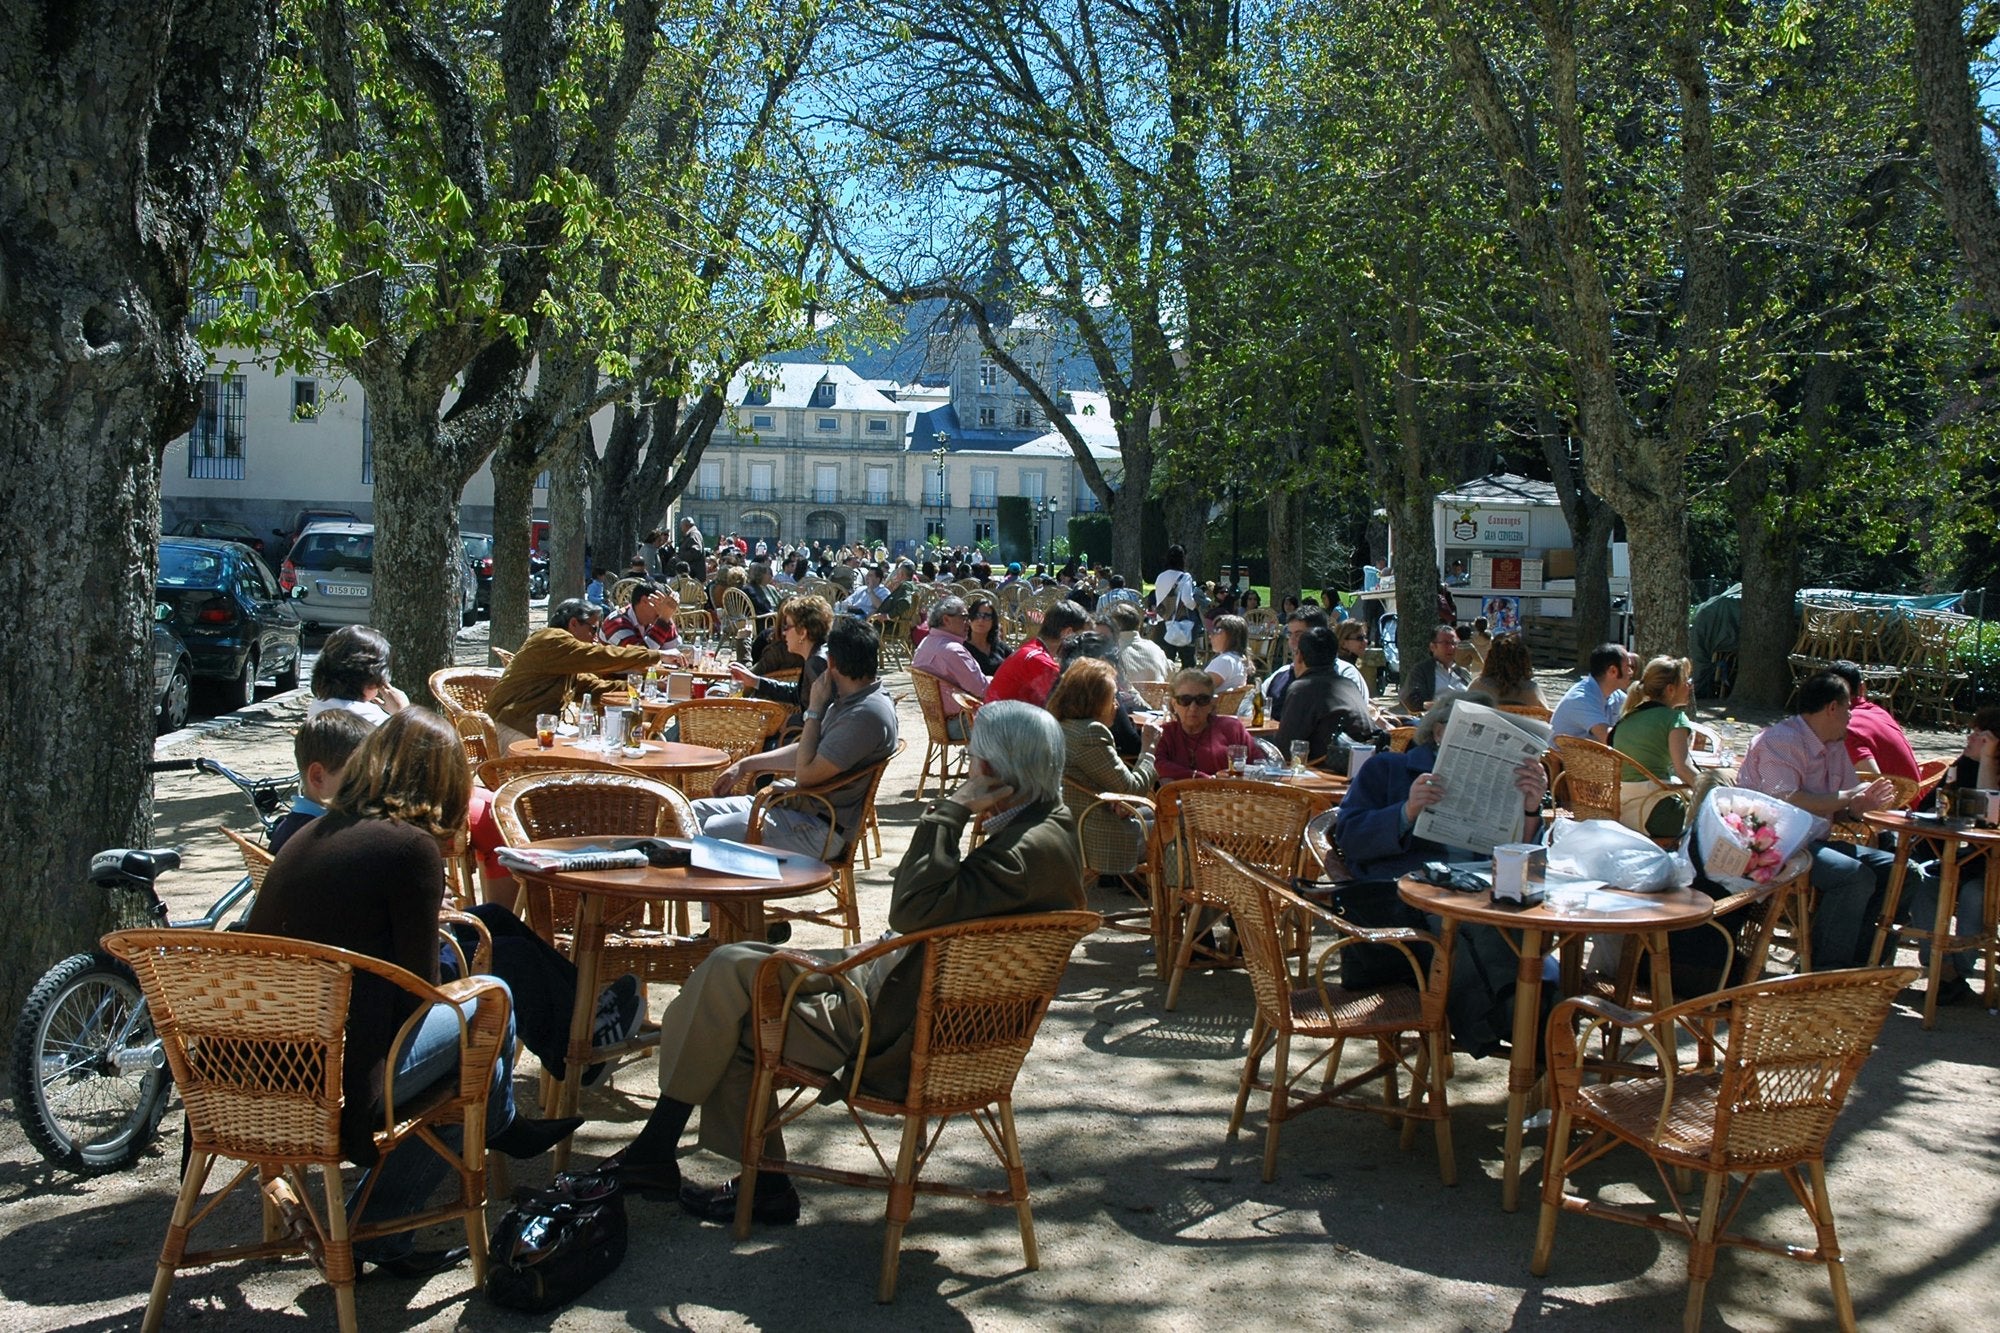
[11,756,297,1173]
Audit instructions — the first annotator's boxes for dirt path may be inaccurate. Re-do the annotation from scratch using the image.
[3,643,1993,1330]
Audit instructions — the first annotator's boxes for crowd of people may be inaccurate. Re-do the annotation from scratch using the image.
[206,534,1998,1281]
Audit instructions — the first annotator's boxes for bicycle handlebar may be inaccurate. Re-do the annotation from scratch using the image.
[144,759,201,774]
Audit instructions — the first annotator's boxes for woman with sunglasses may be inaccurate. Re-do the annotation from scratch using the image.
[1154,667,1254,781]
[963,593,1012,676]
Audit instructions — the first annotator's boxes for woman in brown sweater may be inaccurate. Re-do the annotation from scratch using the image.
[248,708,578,1277]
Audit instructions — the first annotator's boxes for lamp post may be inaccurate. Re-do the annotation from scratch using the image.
[931,432,949,549]
[1043,495,1061,567]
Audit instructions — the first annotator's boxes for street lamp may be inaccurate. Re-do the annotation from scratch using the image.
[931,432,949,549]
[1042,495,1061,567]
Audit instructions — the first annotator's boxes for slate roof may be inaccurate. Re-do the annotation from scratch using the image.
[907,391,1120,460]
[728,362,908,415]
[1434,472,1559,507]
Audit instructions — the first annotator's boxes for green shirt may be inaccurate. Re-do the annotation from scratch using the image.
[1611,703,1689,783]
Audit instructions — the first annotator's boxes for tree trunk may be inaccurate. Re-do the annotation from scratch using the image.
[1265,486,1304,606]
[549,431,589,604]
[369,391,472,705]
[0,0,275,1023]
[1733,475,1801,711]
[1110,442,1150,580]
[1616,486,1690,659]
[1388,494,1439,666]
[589,402,648,576]
[489,431,538,658]
[1571,515,1615,656]
[1914,0,2000,318]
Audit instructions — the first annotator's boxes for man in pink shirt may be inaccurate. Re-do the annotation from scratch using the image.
[987,601,1089,708]
[1828,660,1919,782]
[910,596,989,739]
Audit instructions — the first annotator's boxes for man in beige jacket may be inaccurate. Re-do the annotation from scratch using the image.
[485,597,660,742]
[600,701,1085,1224]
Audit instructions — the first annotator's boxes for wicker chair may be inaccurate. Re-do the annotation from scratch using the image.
[748,744,903,945]
[1532,967,1917,1333]
[909,670,977,799]
[648,697,788,797]
[475,753,632,791]
[1495,700,1554,723]
[1156,779,1316,1009]
[428,667,503,720]
[490,772,710,991]
[105,929,510,1333]
[490,647,514,667]
[720,586,776,659]
[1134,680,1174,712]
[1551,734,1637,823]
[677,607,716,639]
[734,910,1101,1301]
[451,711,500,767]
[219,825,275,894]
[1196,844,1455,1184]
[1387,726,1416,753]
[609,576,640,610]
[876,603,921,668]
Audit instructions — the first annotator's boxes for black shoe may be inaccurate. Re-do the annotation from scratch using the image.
[370,1245,470,1280]
[600,1151,683,1200]
[679,1174,800,1225]
[489,1114,583,1160]
[765,921,793,945]
[1938,975,1976,1007]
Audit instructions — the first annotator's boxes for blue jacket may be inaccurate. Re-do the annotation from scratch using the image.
[1334,746,1444,879]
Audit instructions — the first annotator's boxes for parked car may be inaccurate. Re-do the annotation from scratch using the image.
[271,508,359,587]
[291,522,476,630]
[165,517,265,554]
[461,532,549,614]
[156,537,304,709]
[151,606,194,734]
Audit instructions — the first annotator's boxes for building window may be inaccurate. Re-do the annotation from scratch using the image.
[292,379,319,422]
[361,395,374,484]
[809,377,837,408]
[866,417,889,435]
[748,461,776,503]
[978,354,999,388]
[696,461,722,501]
[188,374,247,479]
[816,415,838,432]
[698,513,720,537]
[813,463,840,504]
[978,406,996,427]
[925,518,946,543]
[865,465,891,506]
[1013,405,1032,428]
[751,413,775,431]
[970,468,997,509]
[973,520,994,544]
[1020,469,1046,503]
[534,470,550,490]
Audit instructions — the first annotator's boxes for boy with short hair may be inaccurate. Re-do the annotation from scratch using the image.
[270,709,374,853]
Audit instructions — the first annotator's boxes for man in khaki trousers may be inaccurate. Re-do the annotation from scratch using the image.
[602,701,1087,1224]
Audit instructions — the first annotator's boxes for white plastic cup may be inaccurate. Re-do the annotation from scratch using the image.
[1347,744,1375,778]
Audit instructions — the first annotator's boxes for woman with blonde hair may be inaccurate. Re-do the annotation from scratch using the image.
[1046,657,1158,872]
[247,708,579,1276]
[1609,655,1701,837]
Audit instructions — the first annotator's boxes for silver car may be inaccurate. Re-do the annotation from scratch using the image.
[286,521,477,629]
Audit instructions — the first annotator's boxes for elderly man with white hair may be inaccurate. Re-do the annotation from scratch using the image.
[600,701,1086,1224]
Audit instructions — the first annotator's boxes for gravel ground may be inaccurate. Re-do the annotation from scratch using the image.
[2,643,1994,1331]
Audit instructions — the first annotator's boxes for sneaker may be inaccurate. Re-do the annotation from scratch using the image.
[593,974,642,1050]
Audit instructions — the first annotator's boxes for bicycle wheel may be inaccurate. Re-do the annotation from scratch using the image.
[11,951,172,1172]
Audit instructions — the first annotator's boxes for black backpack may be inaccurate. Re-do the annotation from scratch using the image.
[486,1170,628,1313]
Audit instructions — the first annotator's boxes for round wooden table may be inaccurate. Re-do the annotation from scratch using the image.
[506,735,729,788]
[1865,810,2000,1027]
[511,834,835,1165]
[1398,875,1717,1212]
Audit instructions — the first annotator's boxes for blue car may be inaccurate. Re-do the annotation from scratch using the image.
[157,538,304,709]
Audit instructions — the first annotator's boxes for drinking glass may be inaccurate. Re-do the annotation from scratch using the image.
[1289,740,1309,774]
[578,711,599,745]
[535,713,557,749]
[1226,744,1248,777]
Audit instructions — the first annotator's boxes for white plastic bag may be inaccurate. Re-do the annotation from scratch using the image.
[1690,786,1816,889]
[1545,817,1692,893]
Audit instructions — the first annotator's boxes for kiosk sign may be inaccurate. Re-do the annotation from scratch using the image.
[1464,509,1528,546]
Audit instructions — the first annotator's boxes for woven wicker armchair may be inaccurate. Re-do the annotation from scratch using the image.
[451,710,500,767]
[735,909,1101,1301]
[909,670,978,798]
[647,697,787,798]
[219,825,275,894]
[1133,680,1173,712]
[490,646,514,667]
[428,667,503,720]
[105,929,511,1333]
[720,585,776,658]
[1551,734,1638,823]
[1532,967,1916,1333]
[1195,844,1455,1183]
[475,753,631,791]
[490,772,711,988]
[1387,726,1416,753]
[748,744,903,945]
[1155,778,1316,1010]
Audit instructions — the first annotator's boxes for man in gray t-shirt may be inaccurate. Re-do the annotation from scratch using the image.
[690,619,899,856]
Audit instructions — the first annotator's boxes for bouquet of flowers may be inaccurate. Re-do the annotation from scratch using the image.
[1694,788,1814,886]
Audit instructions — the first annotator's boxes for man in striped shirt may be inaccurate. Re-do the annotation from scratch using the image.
[599,581,682,652]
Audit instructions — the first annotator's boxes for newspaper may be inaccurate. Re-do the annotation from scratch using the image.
[496,844,651,875]
[1412,700,1553,855]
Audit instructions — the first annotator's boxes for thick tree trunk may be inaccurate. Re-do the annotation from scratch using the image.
[1110,443,1150,581]
[369,392,470,705]
[1265,486,1304,606]
[0,0,275,1023]
[549,432,589,604]
[1914,0,2000,317]
[1388,495,1440,664]
[589,403,648,577]
[1733,487,1800,711]
[1616,489,1690,659]
[490,433,538,657]
[1571,515,1615,655]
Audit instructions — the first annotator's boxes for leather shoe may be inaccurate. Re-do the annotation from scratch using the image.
[370,1245,469,1280]
[489,1114,584,1160]
[600,1151,682,1199]
[680,1174,799,1225]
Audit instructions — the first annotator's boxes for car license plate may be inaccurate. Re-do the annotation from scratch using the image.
[321,583,369,597]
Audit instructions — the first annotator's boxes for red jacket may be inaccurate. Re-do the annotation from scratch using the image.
[1843,698,1919,782]
[986,638,1061,707]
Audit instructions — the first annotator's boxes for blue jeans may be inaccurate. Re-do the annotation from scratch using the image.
[1899,860,1973,974]
[692,795,838,858]
[1808,842,1895,970]
[351,979,518,1262]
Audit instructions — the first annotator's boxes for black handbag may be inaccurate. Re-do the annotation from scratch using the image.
[1304,877,1434,992]
[486,1170,628,1313]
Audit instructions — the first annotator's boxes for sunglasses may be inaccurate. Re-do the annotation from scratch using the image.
[1174,693,1215,707]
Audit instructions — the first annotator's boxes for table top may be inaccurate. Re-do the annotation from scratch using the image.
[1398,875,1716,933]
[507,735,731,773]
[512,834,833,902]
[1863,809,2000,845]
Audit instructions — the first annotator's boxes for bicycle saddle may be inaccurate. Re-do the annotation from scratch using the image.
[89,848,181,888]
